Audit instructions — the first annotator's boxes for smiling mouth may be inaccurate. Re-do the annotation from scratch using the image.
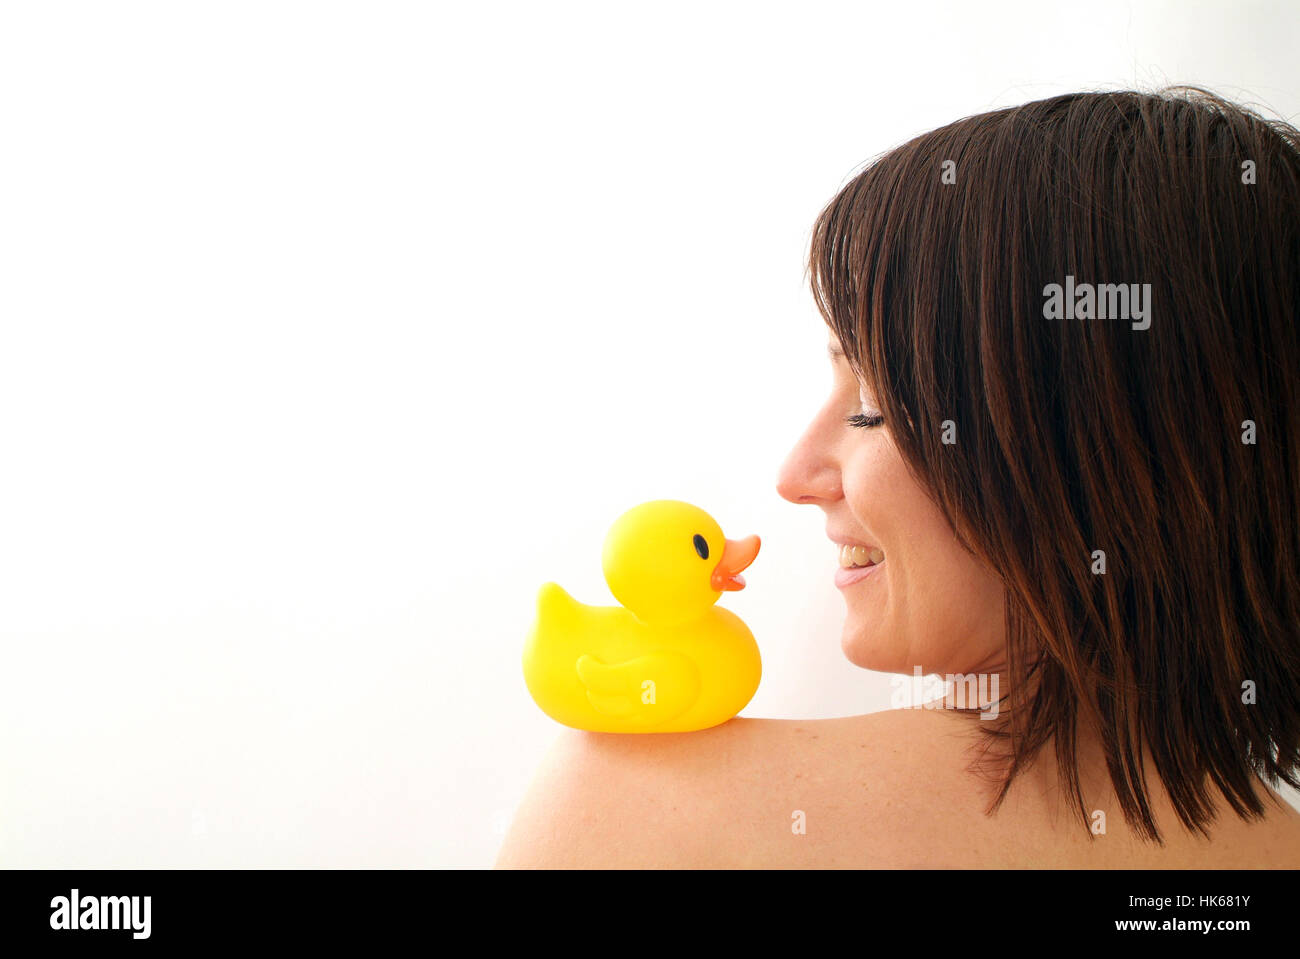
[837,544,884,569]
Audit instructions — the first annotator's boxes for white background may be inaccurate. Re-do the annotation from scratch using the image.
[1,0,1296,867]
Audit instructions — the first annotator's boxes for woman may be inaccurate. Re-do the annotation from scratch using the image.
[497,87,1300,868]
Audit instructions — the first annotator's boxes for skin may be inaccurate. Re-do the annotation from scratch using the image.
[496,334,1300,868]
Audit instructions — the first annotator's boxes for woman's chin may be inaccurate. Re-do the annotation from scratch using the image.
[840,627,905,672]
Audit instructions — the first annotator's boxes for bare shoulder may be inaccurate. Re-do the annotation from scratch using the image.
[495,708,957,869]
[496,707,1300,868]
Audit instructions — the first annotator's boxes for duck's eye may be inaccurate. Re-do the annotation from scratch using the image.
[693,534,709,560]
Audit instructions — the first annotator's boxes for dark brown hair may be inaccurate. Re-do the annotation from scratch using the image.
[808,87,1300,842]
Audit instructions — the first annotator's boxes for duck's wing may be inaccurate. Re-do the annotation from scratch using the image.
[575,651,700,727]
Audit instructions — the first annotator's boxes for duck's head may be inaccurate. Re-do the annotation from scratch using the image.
[601,500,761,627]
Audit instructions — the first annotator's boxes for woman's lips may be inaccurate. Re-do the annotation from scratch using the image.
[835,561,883,589]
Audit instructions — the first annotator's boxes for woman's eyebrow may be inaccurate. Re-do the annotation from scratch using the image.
[827,342,845,361]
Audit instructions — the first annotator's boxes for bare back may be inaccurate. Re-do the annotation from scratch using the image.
[792,708,1300,868]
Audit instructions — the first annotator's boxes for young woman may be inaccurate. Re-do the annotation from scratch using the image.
[497,87,1300,868]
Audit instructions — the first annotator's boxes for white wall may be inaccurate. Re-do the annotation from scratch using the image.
[0,0,1295,867]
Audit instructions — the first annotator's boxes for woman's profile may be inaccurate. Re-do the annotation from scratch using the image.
[496,87,1300,868]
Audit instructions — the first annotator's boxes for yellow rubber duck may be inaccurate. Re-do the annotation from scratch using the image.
[524,500,761,733]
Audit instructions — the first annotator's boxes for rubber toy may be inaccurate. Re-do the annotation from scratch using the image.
[524,499,761,733]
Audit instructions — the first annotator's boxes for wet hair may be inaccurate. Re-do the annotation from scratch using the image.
[807,86,1300,842]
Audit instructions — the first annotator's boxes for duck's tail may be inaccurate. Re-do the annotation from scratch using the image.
[536,581,582,626]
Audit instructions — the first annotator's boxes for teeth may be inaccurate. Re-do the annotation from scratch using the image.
[838,544,884,568]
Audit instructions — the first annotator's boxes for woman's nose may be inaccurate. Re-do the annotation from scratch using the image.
[775,420,841,505]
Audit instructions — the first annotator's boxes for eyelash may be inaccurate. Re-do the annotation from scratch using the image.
[844,411,885,429]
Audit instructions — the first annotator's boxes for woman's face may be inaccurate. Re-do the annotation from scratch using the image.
[775,335,1007,676]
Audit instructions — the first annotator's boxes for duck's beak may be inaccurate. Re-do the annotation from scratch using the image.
[711,534,761,591]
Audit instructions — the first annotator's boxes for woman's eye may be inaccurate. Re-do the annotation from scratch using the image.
[844,392,884,429]
[844,411,884,429]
